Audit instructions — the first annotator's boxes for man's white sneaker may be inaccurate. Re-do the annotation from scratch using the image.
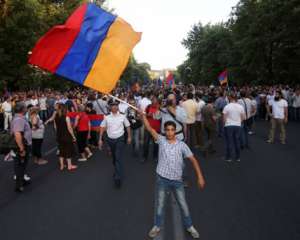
[187,226,200,239]
[148,226,160,238]
[225,159,232,162]
[13,174,31,181]
[24,174,31,181]
[78,158,87,162]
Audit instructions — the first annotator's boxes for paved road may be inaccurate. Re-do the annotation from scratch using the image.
[0,121,299,240]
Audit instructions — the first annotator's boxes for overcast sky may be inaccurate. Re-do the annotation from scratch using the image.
[108,0,239,70]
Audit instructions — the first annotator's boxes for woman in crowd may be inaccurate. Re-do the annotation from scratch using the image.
[54,104,77,171]
[29,107,48,165]
[74,105,93,162]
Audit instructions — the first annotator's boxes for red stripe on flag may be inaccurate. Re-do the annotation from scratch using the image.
[28,4,88,73]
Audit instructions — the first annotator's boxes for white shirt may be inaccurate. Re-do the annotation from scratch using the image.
[268,99,288,119]
[293,95,300,108]
[139,97,151,111]
[93,99,108,115]
[196,100,206,122]
[101,112,130,139]
[118,102,129,114]
[39,97,47,110]
[2,101,12,112]
[31,99,39,106]
[238,98,252,119]
[251,99,257,116]
[223,102,245,127]
[182,99,198,124]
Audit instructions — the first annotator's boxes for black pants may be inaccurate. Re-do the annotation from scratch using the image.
[32,138,43,158]
[77,131,88,154]
[89,131,99,146]
[0,113,4,130]
[107,135,125,180]
[14,148,30,188]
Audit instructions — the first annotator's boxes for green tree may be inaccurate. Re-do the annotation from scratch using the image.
[180,0,300,86]
[181,23,233,85]
[0,0,110,91]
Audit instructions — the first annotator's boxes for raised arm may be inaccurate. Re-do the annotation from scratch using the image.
[140,111,159,141]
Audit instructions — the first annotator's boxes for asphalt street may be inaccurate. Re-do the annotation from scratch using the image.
[0,121,299,240]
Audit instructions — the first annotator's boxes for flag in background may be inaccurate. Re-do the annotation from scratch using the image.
[29,3,141,94]
[67,112,104,132]
[165,72,175,88]
[218,70,228,85]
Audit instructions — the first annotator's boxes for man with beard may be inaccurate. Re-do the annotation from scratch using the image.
[267,91,288,144]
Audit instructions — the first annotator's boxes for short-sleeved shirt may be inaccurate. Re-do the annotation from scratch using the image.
[182,99,198,124]
[268,99,288,119]
[77,112,90,132]
[156,135,193,181]
[101,112,130,139]
[39,97,47,110]
[11,114,32,146]
[223,103,245,127]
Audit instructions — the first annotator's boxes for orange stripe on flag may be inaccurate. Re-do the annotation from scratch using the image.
[84,17,142,93]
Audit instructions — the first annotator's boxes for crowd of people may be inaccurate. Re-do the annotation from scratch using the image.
[0,83,299,238]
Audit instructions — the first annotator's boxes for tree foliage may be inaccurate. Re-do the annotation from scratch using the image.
[120,55,151,86]
[180,0,300,86]
[0,0,141,91]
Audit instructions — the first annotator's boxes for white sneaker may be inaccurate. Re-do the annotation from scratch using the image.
[13,174,31,181]
[148,226,160,238]
[24,174,31,181]
[78,158,87,162]
[225,159,232,162]
[236,159,241,162]
[187,226,200,239]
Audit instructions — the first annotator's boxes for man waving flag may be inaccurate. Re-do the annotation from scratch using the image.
[29,3,141,94]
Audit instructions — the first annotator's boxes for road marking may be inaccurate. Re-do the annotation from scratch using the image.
[44,147,57,156]
[171,193,185,240]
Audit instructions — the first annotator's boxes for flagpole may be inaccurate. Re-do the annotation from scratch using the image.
[108,94,140,112]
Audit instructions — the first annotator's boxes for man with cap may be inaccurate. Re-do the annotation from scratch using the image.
[99,98,131,188]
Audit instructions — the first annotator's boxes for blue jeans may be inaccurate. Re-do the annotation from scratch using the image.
[224,126,241,160]
[106,135,125,180]
[154,175,193,228]
[131,128,140,154]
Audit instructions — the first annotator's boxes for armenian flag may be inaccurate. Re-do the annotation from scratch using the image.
[166,72,175,88]
[67,112,104,132]
[218,70,228,86]
[28,3,141,94]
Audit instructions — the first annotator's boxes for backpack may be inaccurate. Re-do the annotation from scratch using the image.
[0,131,18,155]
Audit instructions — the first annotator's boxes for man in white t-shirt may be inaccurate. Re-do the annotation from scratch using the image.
[292,89,300,121]
[238,91,253,149]
[1,96,13,130]
[38,94,48,122]
[182,92,198,147]
[195,92,206,148]
[267,91,288,144]
[223,93,246,162]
